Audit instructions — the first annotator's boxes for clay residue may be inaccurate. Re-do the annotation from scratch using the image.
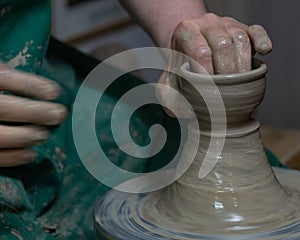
[7,41,33,68]
[55,147,66,160]
[182,27,193,41]
[10,229,24,240]
[0,6,12,17]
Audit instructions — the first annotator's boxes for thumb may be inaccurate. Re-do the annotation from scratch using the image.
[156,69,195,119]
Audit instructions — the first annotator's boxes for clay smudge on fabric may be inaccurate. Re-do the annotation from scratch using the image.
[10,229,24,240]
[55,147,66,160]
[0,6,12,17]
[7,41,34,68]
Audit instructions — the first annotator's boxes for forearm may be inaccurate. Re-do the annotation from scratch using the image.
[119,0,207,48]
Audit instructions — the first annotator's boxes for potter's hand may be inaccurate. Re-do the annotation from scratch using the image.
[120,1,271,73]
[119,1,272,114]
[170,13,272,74]
[157,13,272,117]
[0,63,67,167]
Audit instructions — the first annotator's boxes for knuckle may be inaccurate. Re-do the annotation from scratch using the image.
[173,20,194,44]
[249,24,265,32]
[214,36,233,50]
[204,12,218,21]
[236,31,249,42]
[197,46,212,59]
[181,19,193,27]
[228,29,250,43]
[223,16,235,22]
[175,19,193,32]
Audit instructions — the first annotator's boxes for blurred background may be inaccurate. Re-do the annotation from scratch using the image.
[51,0,300,166]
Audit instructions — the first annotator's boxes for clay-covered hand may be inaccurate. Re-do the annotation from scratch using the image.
[171,13,272,74]
[0,63,67,167]
[157,13,272,117]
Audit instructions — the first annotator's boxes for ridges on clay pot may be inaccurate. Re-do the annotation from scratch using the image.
[94,60,300,240]
[142,59,300,234]
[179,59,266,126]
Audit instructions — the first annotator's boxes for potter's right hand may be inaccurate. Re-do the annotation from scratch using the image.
[156,13,272,117]
[0,63,67,167]
[171,13,272,74]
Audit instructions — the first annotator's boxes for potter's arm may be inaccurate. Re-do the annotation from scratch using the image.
[119,0,207,49]
[119,0,272,74]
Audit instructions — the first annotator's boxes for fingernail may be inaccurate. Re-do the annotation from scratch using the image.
[261,41,270,49]
[41,84,60,100]
[257,36,272,54]
[260,42,272,54]
[31,130,49,141]
[26,151,38,163]
[47,106,68,125]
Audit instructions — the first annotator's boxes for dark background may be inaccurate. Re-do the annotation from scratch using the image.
[68,0,98,7]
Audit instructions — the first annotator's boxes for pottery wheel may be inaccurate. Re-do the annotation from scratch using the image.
[94,168,300,240]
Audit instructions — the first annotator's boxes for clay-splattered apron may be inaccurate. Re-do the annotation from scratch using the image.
[0,0,284,239]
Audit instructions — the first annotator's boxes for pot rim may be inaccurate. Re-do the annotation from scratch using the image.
[180,59,267,85]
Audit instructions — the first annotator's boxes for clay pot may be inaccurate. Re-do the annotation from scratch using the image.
[94,60,300,240]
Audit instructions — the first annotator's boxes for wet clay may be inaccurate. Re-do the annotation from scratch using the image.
[95,60,300,239]
[139,60,300,235]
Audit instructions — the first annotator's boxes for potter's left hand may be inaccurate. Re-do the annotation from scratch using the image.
[0,63,68,167]
[170,13,272,74]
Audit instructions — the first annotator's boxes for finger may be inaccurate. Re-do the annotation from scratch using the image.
[173,20,214,74]
[0,95,67,125]
[0,149,37,167]
[0,63,61,100]
[0,125,49,148]
[223,16,249,30]
[203,28,236,74]
[156,71,194,119]
[225,26,252,72]
[156,71,177,118]
[247,24,272,55]
[157,37,183,118]
[156,66,178,117]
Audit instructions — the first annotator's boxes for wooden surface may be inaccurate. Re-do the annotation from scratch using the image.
[260,126,300,169]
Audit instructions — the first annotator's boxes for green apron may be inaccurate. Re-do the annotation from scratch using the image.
[0,1,284,239]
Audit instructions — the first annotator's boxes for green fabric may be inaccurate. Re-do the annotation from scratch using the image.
[0,1,170,238]
[0,1,284,239]
[265,148,288,169]
[0,1,145,238]
[0,0,51,73]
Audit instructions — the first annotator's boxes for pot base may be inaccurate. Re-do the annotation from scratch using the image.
[94,167,300,240]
